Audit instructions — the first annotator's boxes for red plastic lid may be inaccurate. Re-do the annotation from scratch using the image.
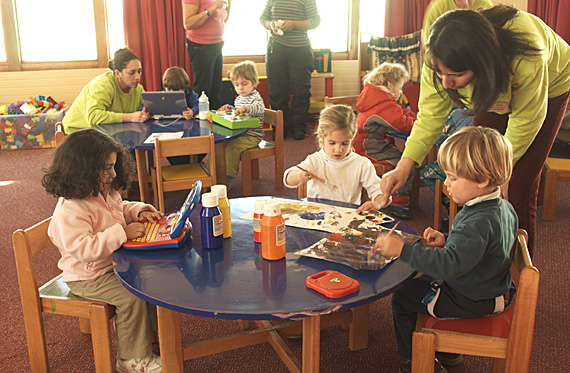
[306,270,360,298]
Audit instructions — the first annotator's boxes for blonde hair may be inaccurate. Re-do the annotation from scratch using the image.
[363,62,409,87]
[162,67,190,91]
[230,60,259,86]
[438,126,513,187]
[316,105,356,148]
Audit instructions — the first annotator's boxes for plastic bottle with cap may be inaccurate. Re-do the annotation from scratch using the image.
[211,185,231,239]
[200,192,223,249]
[253,200,265,243]
[198,91,209,120]
[260,202,286,260]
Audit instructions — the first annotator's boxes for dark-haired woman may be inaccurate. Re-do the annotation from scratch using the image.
[62,48,149,133]
[381,5,570,256]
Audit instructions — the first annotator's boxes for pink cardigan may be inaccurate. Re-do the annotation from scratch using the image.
[48,190,155,282]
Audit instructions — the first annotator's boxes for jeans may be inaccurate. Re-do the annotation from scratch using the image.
[392,276,495,359]
[186,40,224,110]
[265,39,313,137]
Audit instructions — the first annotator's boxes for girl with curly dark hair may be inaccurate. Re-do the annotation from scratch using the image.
[42,128,164,372]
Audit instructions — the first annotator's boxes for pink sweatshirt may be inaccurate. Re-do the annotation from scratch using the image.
[48,190,156,282]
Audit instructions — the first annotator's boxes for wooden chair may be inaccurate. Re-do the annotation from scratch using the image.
[153,133,216,212]
[433,179,460,231]
[537,157,570,221]
[411,229,539,373]
[13,217,115,372]
[324,95,359,110]
[241,109,284,197]
[54,122,65,147]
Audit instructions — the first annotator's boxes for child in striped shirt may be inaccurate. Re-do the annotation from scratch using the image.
[218,60,265,189]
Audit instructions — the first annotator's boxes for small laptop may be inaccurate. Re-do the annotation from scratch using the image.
[141,91,187,119]
[122,180,202,250]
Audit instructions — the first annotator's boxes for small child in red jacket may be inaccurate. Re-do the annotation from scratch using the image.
[353,62,417,219]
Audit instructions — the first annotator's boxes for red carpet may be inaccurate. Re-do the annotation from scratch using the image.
[1,129,569,372]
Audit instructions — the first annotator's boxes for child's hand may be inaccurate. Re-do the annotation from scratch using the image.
[125,222,146,240]
[183,108,194,120]
[218,104,232,112]
[374,232,404,258]
[139,210,164,223]
[423,227,445,247]
[297,168,313,184]
[233,106,247,117]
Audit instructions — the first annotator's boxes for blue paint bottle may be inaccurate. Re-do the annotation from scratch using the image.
[200,192,223,249]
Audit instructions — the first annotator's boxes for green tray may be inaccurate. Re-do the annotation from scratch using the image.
[211,111,260,129]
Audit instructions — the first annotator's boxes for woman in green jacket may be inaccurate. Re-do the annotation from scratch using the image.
[63,48,149,133]
[381,5,570,256]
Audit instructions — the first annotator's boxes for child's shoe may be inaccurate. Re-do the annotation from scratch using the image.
[399,358,447,373]
[380,203,414,220]
[116,353,162,373]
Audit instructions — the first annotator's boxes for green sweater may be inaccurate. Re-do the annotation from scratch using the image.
[62,71,144,133]
[406,10,570,165]
[399,198,518,301]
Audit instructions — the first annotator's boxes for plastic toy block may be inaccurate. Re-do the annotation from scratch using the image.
[0,105,7,114]
[15,140,23,148]
[35,95,46,101]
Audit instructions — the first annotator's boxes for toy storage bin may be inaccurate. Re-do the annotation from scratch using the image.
[0,108,67,150]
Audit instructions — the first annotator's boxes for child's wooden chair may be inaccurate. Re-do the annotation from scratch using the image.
[13,217,115,372]
[411,229,539,373]
[152,133,216,212]
[433,179,460,231]
[241,108,284,197]
[537,157,570,221]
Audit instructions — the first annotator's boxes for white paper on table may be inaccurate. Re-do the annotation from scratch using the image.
[239,198,394,233]
[143,131,184,144]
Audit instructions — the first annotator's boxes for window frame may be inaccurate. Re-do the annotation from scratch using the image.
[0,0,111,72]
[0,0,363,72]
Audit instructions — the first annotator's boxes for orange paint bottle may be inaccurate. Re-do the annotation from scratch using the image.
[260,202,286,260]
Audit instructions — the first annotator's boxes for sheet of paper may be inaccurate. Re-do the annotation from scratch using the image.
[240,198,394,233]
[143,131,184,144]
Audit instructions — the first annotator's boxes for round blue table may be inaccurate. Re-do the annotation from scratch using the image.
[113,197,416,372]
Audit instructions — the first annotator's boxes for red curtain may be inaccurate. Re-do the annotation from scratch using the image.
[123,0,193,91]
[527,0,570,44]
[384,0,431,37]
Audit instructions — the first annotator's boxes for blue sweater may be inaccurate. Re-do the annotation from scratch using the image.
[400,197,518,301]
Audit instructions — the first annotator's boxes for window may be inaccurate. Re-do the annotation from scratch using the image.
[0,8,5,62]
[359,0,385,42]
[0,0,123,71]
[223,0,352,57]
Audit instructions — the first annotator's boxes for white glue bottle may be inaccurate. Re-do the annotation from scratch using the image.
[199,91,209,120]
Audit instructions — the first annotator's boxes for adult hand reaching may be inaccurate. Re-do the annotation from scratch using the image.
[380,157,415,206]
